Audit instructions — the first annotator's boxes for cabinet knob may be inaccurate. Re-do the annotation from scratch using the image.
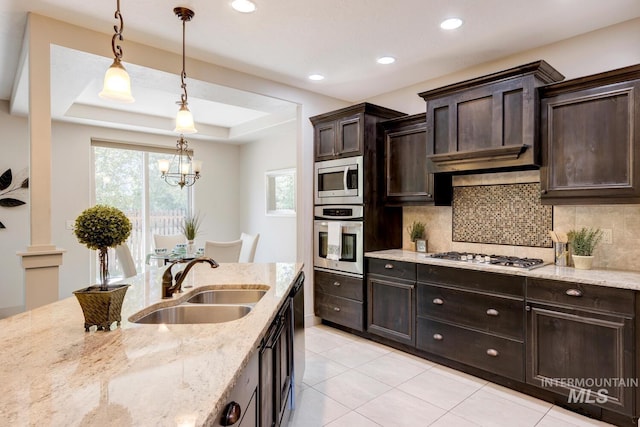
[486,308,499,316]
[333,281,341,287]
[426,193,432,198]
[433,333,443,341]
[221,401,242,426]
[432,298,444,305]
[384,263,394,269]
[540,189,548,195]
[333,306,341,312]
[565,289,583,297]
[486,349,499,357]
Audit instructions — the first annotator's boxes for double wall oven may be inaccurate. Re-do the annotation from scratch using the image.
[314,156,365,277]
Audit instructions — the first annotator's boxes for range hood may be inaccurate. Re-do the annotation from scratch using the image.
[418,60,564,174]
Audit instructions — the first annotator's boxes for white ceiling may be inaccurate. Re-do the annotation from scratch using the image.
[1,0,640,142]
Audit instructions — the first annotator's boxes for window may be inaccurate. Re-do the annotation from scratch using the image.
[92,140,192,280]
[265,168,296,216]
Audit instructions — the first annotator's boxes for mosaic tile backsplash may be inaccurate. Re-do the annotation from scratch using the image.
[452,183,553,247]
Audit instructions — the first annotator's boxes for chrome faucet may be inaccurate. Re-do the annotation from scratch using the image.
[162,257,219,298]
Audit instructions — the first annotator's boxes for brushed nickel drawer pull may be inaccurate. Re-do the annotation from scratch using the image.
[384,263,394,269]
[333,307,341,312]
[486,349,499,357]
[433,333,443,341]
[486,308,499,316]
[565,289,583,297]
[432,298,444,305]
[333,281,341,287]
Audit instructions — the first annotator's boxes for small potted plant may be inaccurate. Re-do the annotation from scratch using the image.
[73,204,132,331]
[407,220,427,252]
[181,213,202,255]
[567,227,603,270]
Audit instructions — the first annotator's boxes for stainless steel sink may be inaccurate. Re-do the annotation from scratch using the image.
[187,289,267,305]
[132,304,252,324]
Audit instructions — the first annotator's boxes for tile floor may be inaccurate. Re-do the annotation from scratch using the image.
[288,324,614,427]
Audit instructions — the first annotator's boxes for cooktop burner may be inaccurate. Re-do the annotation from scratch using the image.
[430,251,547,269]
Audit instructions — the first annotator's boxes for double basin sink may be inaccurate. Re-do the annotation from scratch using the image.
[130,289,267,325]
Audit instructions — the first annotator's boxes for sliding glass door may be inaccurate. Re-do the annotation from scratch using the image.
[93,142,191,280]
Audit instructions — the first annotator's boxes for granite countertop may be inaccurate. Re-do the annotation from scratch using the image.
[366,249,640,291]
[0,262,303,426]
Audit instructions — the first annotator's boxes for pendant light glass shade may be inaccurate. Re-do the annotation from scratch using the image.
[99,59,134,103]
[174,103,197,134]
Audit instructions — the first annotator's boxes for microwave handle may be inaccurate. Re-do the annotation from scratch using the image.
[343,166,349,191]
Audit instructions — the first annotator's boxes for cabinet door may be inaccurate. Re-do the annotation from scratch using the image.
[540,79,640,204]
[367,275,415,345]
[336,114,362,157]
[275,301,293,426]
[314,120,336,160]
[527,303,634,415]
[385,124,433,204]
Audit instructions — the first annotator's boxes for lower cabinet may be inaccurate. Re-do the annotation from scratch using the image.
[260,298,292,427]
[527,278,636,416]
[314,269,364,331]
[366,258,416,345]
[216,350,259,427]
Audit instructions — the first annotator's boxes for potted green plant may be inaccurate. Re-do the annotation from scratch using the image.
[406,220,427,252]
[181,213,202,255]
[567,227,603,270]
[73,205,132,331]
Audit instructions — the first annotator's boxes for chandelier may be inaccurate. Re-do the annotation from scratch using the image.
[158,136,201,188]
[99,0,134,103]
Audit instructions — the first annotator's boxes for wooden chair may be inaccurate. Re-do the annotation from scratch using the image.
[204,239,243,263]
[239,232,260,263]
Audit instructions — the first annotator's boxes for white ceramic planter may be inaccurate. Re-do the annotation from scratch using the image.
[572,254,594,270]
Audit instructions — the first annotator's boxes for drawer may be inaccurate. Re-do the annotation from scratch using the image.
[315,292,364,331]
[527,278,635,316]
[417,317,524,381]
[367,258,416,281]
[315,269,363,301]
[418,283,524,340]
[417,264,525,298]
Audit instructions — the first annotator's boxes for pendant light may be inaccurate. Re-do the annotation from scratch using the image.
[99,0,135,103]
[174,7,197,134]
[159,135,202,188]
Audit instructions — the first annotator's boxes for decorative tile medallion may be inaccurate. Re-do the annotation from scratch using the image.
[452,183,553,247]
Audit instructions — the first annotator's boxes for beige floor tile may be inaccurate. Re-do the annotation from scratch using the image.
[305,330,353,353]
[397,367,485,410]
[320,341,389,368]
[450,388,546,426]
[535,415,582,427]
[302,351,349,386]
[356,388,446,427]
[313,370,392,409]
[544,406,615,426]
[324,409,382,427]
[430,412,481,426]
[287,387,350,427]
[387,349,435,369]
[481,382,553,413]
[355,353,428,387]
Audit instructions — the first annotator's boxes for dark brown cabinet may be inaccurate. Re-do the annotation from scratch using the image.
[416,264,526,381]
[418,61,563,173]
[539,64,640,204]
[366,258,416,346]
[527,278,636,417]
[314,269,364,331]
[311,103,405,161]
[380,113,452,205]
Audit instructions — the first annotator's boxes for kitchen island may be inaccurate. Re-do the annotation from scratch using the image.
[0,262,302,426]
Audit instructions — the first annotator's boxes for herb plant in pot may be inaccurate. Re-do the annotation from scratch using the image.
[407,220,427,252]
[567,227,603,270]
[73,205,132,331]
[181,213,201,255]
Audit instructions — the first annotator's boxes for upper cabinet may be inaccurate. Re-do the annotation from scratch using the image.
[310,103,405,161]
[419,61,564,174]
[380,113,452,206]
[539,64,640,205]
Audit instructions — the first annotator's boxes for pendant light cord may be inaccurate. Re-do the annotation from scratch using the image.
[180,12,188,106]
[111,0,124,61]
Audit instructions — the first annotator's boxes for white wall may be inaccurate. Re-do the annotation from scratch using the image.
[0,101,29,317]
[239,121,297,263]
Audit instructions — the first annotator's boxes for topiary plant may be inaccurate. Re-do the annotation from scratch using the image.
[74,205,132,290]
[567,227,603,256]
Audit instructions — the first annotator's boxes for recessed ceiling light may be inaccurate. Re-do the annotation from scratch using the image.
[231,0,256,13]
[377,56,396,65]
[440,18,463,30]
[308,74,325,81]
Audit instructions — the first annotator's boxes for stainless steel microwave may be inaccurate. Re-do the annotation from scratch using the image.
[314,156,363,205]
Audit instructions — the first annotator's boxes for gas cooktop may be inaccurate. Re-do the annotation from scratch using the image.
[430,251,547,270]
